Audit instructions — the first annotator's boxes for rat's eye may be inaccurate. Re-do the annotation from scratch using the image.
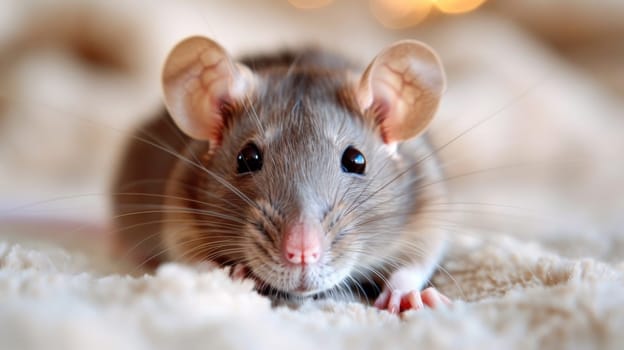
[237,143,263,174]
[341,146,366,175]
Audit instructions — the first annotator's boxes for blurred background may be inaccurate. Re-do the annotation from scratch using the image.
[0,0,622,260]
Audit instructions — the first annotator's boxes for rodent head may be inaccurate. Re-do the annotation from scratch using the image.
[160,37,446,297]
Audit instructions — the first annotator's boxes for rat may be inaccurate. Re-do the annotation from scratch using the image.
[111,36,450,313]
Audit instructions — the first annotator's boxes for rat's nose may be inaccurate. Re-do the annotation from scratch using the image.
[282,221,322,265]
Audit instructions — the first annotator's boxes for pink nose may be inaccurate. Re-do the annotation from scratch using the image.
[282,221,322,265]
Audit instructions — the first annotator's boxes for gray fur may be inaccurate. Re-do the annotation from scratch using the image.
[112,51,447,301]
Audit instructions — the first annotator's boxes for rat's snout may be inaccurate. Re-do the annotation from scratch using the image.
[282,221,322,265]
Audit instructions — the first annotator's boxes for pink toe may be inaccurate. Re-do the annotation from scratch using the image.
[421,287,447,308]
[405,290,424,311]
[439,293,452,305]
[388,291,402,314]
[374,290,390,309]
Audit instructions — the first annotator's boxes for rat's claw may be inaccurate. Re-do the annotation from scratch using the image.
[420,286,451,308]
[405,290,424,311]
[230,264,248,280]
[373,289,391,309]
[374,287,451,313]
[229,264,263,290]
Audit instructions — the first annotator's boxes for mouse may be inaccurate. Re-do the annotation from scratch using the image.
[111,36,450,313]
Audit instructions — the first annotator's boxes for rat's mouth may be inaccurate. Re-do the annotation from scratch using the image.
[243,265,327,299]
[244,265,376,303]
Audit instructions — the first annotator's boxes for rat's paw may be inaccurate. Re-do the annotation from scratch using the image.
[374,287,451,314]
[229,264,264,291]
[229,264,249,280]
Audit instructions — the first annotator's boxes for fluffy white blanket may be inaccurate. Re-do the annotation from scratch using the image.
[1,233,622,350]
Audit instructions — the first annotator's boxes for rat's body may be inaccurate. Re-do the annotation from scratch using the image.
[112,38,450,312]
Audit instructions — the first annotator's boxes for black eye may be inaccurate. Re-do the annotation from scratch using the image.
[341,146,366,175]
[237,143,263,174]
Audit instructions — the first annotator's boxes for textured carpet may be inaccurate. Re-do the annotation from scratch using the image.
[1,233,623,350]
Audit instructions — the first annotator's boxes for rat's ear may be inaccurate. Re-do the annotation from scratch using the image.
[357,40,446,143]
[162,36,255,143]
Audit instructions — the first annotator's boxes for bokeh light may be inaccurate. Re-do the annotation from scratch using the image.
[287,0,334,10]
[369,0,433,29]
[432,0,487,14]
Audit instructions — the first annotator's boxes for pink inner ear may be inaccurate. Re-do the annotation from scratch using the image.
[371,60,433,143]
[162,36,255,144]
[367,98,394,144]
[372,76,410,143]
[357,41,445,143]
[180,52,234,142]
